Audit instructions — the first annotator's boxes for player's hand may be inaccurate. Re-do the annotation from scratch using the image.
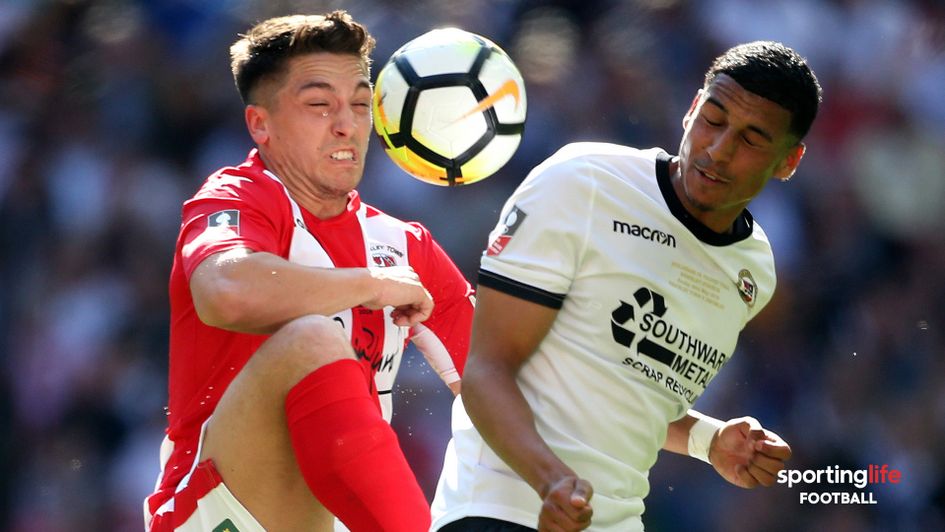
[537,475,594,531]
[365,266,434,327]
[709,416,791,489]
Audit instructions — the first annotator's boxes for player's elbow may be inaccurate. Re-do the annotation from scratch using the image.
[460,355,512,414]
[190,256,255,330]
[192,275,247,329]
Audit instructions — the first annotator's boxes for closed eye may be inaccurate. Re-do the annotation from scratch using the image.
[703,116,722,127]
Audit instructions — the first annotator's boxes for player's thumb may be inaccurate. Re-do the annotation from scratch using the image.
[570,479,594,507]
[733,416,762,437]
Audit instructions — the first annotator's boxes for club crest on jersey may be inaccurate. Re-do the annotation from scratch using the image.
[370,243,402,267]
[208,210,240,234]
[372,253,397,267]
[736,269,757,307]
[487,205,527,256]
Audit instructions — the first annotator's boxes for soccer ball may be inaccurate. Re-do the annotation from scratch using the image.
[372,28,527,186]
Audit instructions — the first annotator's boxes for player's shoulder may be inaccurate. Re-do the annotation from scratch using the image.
[547,142,662,164]
[191,150,282,202]
[558,142,663,178]
[746,218,775,259]
[520,142,664,194]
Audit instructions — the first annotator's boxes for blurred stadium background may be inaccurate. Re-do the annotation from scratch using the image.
[0,0,943,530]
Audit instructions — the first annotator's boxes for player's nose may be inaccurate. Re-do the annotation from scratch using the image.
[706,130,736,163]
[331,105,357,137]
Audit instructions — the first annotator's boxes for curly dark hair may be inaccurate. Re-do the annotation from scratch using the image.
[229,10,375,105]
[706,41,822,140]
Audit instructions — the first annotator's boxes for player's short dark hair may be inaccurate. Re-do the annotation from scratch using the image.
[230,10,376,105]
[705,41,822,140]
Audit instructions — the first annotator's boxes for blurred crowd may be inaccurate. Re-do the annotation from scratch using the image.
[0,0,943,530]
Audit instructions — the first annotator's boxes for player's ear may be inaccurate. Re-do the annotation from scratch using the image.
[246,105,270,145]
[774,142,806,181]
[682,89,703,129]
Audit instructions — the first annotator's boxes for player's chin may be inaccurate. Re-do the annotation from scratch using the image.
[322,170,363,196]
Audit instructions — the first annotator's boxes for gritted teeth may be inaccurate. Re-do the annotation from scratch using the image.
[330,150,355,161]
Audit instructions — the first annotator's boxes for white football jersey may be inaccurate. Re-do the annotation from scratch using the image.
[432,143,776,531]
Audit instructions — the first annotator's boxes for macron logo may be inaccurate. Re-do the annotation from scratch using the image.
[613,220,676,248]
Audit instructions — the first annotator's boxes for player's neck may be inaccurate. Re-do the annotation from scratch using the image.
[285,181,350,220]
[259,152,351,219]
[668,158,738,235]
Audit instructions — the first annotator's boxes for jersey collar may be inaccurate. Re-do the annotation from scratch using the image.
[248,148,362,225]
[655,151,754,246]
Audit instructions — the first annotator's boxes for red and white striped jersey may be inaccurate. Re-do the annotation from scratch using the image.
[147,149,473,517]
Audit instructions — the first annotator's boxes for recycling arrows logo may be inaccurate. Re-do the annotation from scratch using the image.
[610,287,676,367]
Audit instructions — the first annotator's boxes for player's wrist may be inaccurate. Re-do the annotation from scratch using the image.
[362,267,386,303]
[531,463,577,500]
[688,415,724,464]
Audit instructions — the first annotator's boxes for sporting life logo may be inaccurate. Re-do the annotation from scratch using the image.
[777,464,902,504]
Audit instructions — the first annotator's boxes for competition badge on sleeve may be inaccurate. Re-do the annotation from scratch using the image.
[487,205,526,256]
[208,210,240,235]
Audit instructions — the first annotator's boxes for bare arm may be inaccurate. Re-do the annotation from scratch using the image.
[190,248,432,335]
[663,411,707,456]
[462,285,593,530]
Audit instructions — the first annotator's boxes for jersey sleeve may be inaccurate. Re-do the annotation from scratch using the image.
[179,172,287,279]
[479,153,596,308]
[407,223,475,384]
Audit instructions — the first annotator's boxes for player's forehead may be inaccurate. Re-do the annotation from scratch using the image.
[284,53,371,93]
[701,74,793,140]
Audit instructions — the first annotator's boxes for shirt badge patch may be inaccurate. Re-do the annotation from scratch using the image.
[736,269,757,307]
[372,253,397,267]
[486,205,527,256]
[208,210,240,234]
[370,243,402,267]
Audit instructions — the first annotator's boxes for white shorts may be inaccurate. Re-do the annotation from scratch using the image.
[145,421,265,532]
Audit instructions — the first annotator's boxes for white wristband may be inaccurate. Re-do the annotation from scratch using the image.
[688,415,724,464]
